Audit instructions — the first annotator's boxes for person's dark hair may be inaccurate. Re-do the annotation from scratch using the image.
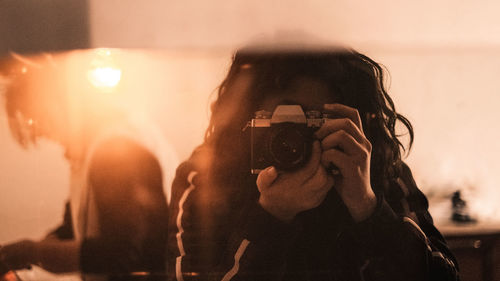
[203,46,414,194]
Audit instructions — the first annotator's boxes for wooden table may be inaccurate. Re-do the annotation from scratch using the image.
[436,221,500,281]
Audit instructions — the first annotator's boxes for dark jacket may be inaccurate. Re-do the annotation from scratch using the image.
[167,150,459,281]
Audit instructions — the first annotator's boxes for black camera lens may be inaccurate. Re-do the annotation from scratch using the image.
[268,123,312,170]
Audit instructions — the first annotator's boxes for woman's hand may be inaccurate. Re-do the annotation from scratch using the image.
[256,141,335,222]
[314,103,376,222]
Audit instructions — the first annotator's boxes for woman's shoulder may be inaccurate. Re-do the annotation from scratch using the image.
[87,136,163,184]
[91,136,158,164]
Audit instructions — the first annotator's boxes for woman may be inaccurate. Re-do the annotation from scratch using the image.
[0,53,176,280]
[167,43,459,281]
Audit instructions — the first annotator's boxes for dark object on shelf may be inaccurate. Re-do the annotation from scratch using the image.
[451,190,476,223]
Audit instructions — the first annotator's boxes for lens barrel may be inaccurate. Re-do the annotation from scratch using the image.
[267,123,312,171]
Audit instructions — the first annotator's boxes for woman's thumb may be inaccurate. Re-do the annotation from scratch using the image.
[256,166,277,191]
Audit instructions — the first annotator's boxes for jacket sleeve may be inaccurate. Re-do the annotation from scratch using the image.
[337,162,459,281]
[167,163,300,281]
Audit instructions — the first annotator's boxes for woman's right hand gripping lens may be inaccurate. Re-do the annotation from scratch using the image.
[256,141,335,222]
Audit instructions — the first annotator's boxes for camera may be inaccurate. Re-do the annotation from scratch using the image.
[249,105,332,174]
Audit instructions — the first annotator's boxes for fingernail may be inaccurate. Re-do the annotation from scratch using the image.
[268,166,276,174]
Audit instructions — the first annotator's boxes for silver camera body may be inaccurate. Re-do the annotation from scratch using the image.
[249,105,331,174]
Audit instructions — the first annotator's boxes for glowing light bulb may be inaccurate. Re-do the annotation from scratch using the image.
[87,49,122,91]
[88,67,121,88]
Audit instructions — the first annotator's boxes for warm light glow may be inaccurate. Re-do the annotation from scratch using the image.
[87,48,122,91]
[87,66,122,88]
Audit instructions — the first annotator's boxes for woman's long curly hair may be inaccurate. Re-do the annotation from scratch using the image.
[199,46,414,203]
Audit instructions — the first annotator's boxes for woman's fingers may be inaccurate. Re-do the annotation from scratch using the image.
[320,129,371,157]
[323,103,363,130]
[320,148,350,174]
[315,118,364,144]
[306,163,334,192]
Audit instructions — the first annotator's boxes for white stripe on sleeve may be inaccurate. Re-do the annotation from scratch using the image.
[221,239,251,281]
[175,171,198,281]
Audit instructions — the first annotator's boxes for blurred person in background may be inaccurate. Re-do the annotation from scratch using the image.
[167,40,459,281]
[0,53,177,281]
